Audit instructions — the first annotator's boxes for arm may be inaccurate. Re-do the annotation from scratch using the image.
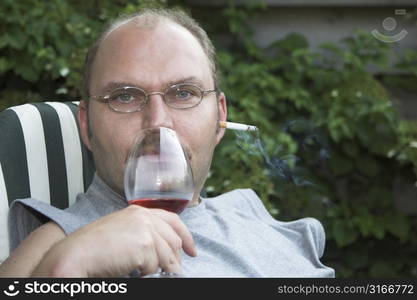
[1,205,196,277]
[0,221,65,277]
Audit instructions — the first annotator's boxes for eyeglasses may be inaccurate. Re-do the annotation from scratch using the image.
[89,83,216,113]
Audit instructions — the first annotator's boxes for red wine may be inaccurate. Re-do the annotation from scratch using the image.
[129,198,189,214]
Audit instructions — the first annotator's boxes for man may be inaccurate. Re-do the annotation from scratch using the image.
[0,8,334,277]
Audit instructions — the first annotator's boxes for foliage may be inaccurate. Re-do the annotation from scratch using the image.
[202,3,417,278]
[1,0,417,277]
[0,0,167,110]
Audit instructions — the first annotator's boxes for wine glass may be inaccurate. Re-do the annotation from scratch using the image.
[124,126,194,212]
[124,127,195,277]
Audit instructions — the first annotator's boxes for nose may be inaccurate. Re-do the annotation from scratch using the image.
[142,93,174,129]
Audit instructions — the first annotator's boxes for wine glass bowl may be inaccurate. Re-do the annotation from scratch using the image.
[124,127,194,214]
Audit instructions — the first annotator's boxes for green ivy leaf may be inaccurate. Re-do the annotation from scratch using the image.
[355,155,380,177]
[332,220,359,247]
[384,214,410,242]
[329,153,354,176]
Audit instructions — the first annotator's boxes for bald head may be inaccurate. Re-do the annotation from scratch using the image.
[89,20,213,97]
[83,8,219,99]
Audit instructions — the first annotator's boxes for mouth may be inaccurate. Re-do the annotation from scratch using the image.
[141,153,176,163]
[123,127,193,168]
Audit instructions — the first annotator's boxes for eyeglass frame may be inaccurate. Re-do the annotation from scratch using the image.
[88,83,217,113]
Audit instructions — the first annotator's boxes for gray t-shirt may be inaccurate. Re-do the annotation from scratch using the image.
[8,174,335,277]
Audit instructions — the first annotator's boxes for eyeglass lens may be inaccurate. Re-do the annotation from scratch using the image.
[109,84,204,112]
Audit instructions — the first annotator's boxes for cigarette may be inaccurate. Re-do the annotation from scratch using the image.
[219,121,258,131]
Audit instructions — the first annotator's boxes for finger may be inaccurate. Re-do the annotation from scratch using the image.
[153,231,182,274]
[149,216,183,263]
[136,231,159,276]
[150,209,197,257]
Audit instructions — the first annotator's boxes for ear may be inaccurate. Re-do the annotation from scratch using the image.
[215,92,227,145]
[78,100,93,151]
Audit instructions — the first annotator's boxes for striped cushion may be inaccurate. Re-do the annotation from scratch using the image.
[0,101,95,262]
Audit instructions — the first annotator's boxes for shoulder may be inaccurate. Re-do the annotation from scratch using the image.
[205,188,260,205]
[8,197,88,253]
[280,217,326,258]
[204,188,274,221]
[205,189,327,258]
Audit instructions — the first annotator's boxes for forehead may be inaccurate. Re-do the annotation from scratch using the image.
[90,20,212,92]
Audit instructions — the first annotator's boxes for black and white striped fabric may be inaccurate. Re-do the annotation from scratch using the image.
[0,101,95,261]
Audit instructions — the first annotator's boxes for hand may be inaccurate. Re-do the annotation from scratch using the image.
[32,205,197,277]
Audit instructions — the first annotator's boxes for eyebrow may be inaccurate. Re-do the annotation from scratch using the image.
[101,76,207,94]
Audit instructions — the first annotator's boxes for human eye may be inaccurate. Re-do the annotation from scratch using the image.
[109,87,144,104]
[173,85,200,101]
[176,89,192,100]
[112,91,134,103]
